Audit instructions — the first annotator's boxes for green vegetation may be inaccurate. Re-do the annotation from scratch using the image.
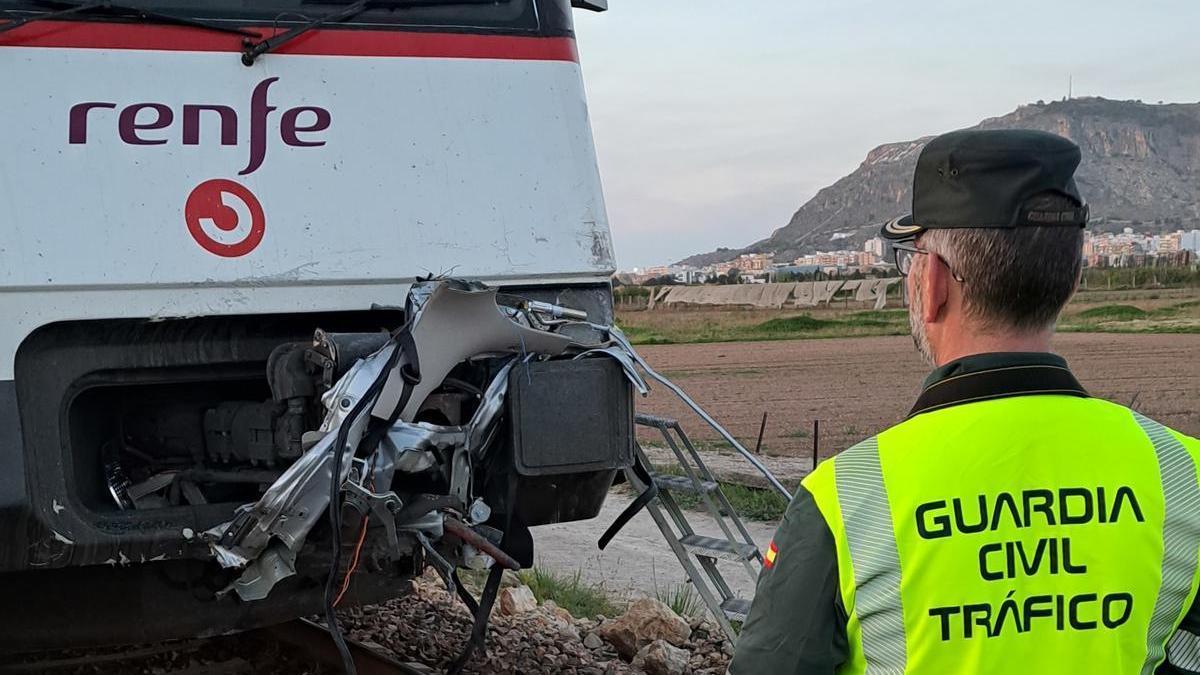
[653,581,705,619]
[517,567,622,619]
[1074,304,1149,320]
[751,310,910,337]
[1058,299,1200,334]
[618,324,675,345]
[751,315,834,333]
[654,464,790,522]
[615,289,1200,345]
[617,309,910,345]
[1080,267,1200,291]
[613,285,652,300]
[721,482,792,521]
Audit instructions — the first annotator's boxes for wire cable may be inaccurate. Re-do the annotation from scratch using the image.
[322,338,405,675]
[334,512,371,608]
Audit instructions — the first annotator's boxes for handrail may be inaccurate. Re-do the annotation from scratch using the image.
[608,327,793,500]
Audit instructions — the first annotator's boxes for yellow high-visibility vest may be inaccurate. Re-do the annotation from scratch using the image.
[803,395,1200,674]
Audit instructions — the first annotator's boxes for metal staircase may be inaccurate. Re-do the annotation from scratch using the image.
[626,413,775,642]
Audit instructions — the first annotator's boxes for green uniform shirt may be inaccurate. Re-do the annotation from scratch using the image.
[729,352,1200,675]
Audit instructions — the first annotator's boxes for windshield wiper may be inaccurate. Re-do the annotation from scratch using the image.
[0,0,261,37]
[241,0,502,66]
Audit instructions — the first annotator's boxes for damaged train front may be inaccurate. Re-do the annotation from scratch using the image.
[205,279,635,612]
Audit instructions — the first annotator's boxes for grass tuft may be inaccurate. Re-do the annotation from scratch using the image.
[516,567,621,619]
[720,482,791,521]
[653,464,790,521]
[653,581,705,619]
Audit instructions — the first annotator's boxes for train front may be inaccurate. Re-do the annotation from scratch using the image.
[0,0,628,649]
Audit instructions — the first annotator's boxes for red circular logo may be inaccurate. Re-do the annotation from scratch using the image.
[184,179,266,257]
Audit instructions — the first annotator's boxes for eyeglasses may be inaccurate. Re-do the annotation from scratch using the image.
[892,242,966,282]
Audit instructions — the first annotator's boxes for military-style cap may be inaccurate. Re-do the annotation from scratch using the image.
[882,129,1089,240]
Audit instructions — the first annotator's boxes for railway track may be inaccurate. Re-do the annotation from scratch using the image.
[0,618,429,675]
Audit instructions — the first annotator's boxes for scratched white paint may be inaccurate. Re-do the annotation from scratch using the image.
[0,46,614,379]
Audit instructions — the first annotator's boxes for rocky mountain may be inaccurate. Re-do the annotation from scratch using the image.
[679,98,1200,265]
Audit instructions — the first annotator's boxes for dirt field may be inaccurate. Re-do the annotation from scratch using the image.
[634,333,1200,462]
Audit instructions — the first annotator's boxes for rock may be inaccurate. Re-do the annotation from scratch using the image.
[632,640,689,675]
[553,619,582,643]
[584,632,604,650]
[596,598,691,660]
[498,585,538,616]
[544,599,577,625]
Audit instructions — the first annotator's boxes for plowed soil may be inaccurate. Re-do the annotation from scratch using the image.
[634,334,1200,462]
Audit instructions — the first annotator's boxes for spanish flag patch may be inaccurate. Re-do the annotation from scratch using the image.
[764,541,778,569]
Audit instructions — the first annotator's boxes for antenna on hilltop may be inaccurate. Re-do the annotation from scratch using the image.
[1068,75,1073,100]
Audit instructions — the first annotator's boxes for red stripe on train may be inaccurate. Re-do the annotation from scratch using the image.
[0,20,578,61]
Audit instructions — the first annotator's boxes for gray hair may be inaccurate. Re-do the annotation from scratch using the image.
[920,193,1084,332]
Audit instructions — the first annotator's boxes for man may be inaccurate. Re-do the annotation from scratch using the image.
[729,129,1200,674]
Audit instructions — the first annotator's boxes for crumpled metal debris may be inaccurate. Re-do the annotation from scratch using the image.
[204,277,782,604]
[206,343,394,569]
[205,280,596,600]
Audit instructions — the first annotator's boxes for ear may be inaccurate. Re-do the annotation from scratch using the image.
[921,252,951,324]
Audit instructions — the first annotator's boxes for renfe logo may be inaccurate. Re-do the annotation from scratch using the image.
[185,179,266,257]
[67,77,329,257]
[68,77,331,175]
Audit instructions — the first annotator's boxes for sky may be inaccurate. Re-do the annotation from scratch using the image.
[572,1,1200,269]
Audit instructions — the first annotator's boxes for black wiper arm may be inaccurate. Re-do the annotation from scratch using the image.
[241,0,502,66]
[0,0,261,38]
[242,0,368,66]
[0,1,97,35]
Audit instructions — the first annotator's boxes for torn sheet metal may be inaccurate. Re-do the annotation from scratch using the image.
[367,359,519,494]
[229,543,297,602]
[372,282,578,422]
[206,343,395,568]
[573,346,649,396]
[205,279,590,601]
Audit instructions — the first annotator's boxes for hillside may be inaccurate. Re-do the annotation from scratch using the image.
[680,98,1200,265]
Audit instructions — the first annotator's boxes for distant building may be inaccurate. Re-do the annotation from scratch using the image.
[1181,230,1200,254]
[1080,228,1199,268]
[1158,232,1182,253]
[773,264,821,277]
[735,253,774,272]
